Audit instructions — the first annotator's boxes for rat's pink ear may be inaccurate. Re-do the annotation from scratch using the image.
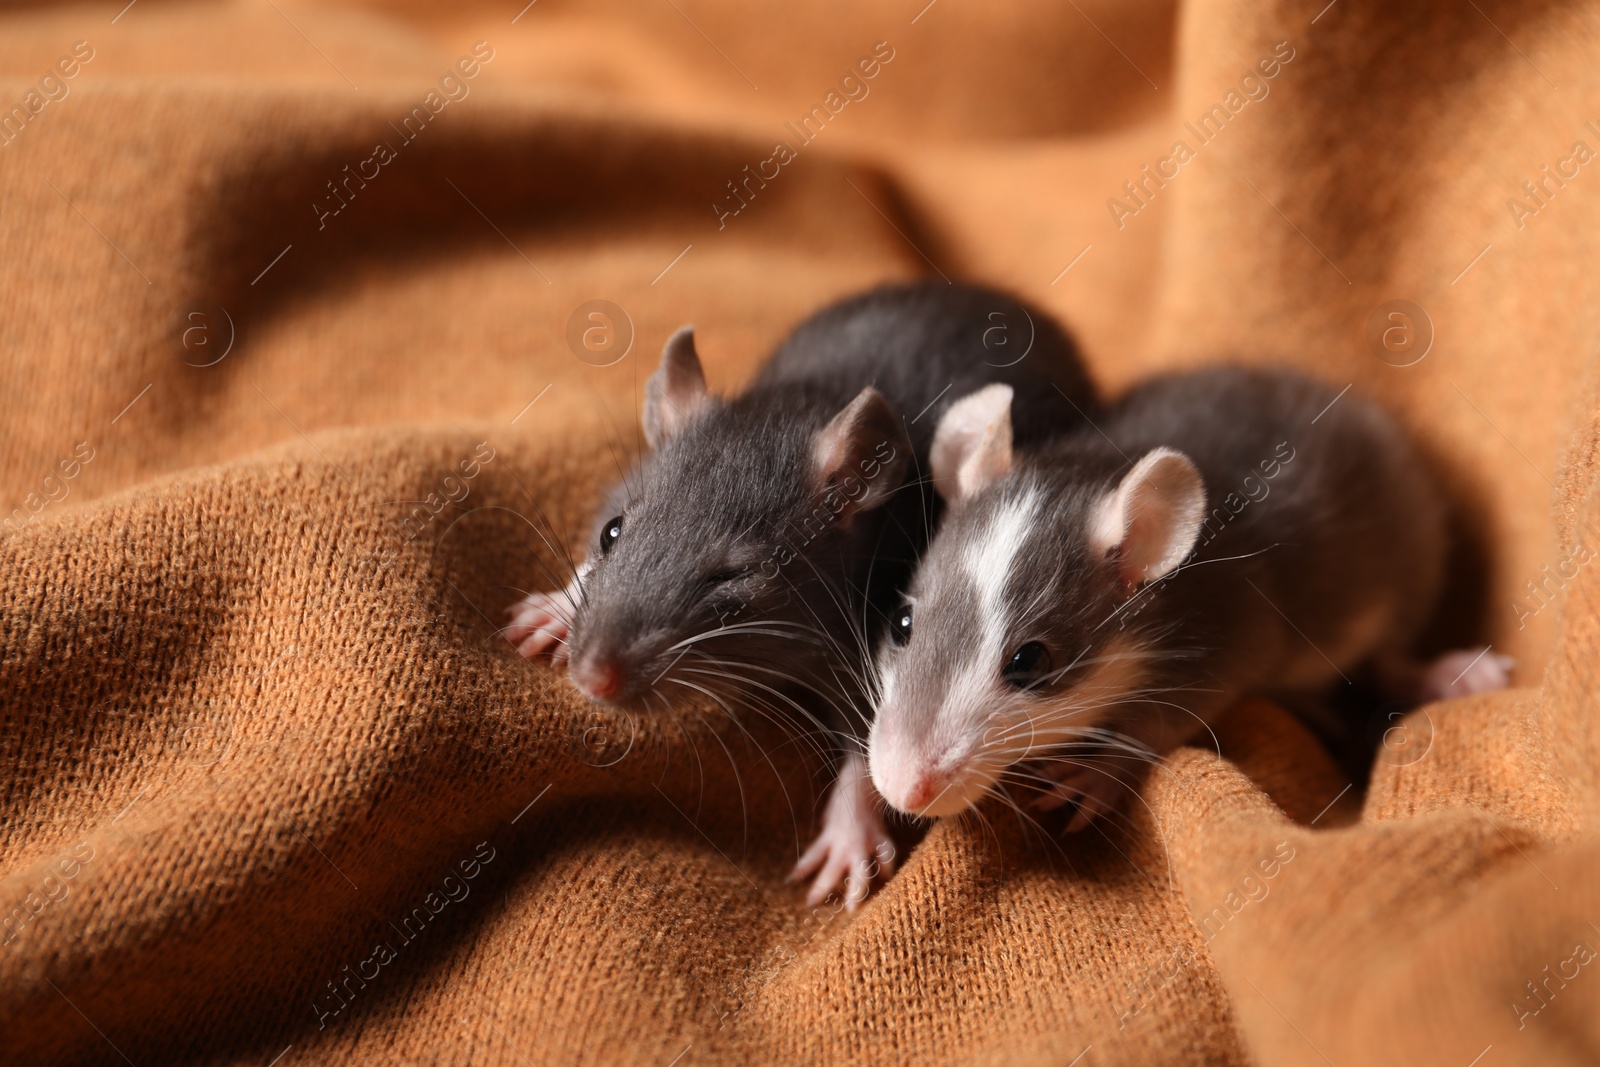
[930,383,1013,507]
[811,387,910,519]
[642,326,709,447]
[1087,448,1205,588]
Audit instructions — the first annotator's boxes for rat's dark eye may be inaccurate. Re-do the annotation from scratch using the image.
[704,567,749,588]
[599,515,623,555]
[1002,642,1051,688]
[890,604,913,646]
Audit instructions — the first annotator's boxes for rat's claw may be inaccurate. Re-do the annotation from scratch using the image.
[1065,789,1120,832]
[844,857,878,911]
[506,590,573,662]
[1416,647,1514,702]
[790,753,897,910]
[806,861,847,908]
[1032,761,1127,831]
[788,835,829,884]
[800,849,890,911]
[515,628,563,659]
[791,835,857,909]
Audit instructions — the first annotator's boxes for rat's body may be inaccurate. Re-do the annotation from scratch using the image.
[869,367,1510,824]
[507,281,1099,903]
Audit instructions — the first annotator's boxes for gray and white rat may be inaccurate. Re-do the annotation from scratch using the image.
[868,367,1511,827]
[506,281,1100,904]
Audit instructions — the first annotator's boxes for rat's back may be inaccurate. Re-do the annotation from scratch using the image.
[1110,366,1448,692]
[758,281,1098,453]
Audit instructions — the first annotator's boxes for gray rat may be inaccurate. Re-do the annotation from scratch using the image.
[868,367,1511,827]
[506,281,1100,905]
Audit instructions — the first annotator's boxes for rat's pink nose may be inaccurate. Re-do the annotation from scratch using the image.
[570,654,622,700]
[902,770,949,813]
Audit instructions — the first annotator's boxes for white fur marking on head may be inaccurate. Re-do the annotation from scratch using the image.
[875,655,898,710]
[935,490,1040,753]
[930,383,1014,506]
[873,490,1045,817]
[962,490,1038,650]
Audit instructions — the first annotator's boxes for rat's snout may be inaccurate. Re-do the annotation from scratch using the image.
[876,755,973,818]
[899,769,953,815]
[566,622,673,707]
[569,649,625,702]
[870,721,974,818]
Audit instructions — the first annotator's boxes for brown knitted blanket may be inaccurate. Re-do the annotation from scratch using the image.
[4,0,1599,1063]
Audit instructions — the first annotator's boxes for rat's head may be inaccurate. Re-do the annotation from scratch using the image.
[867,384,1207,818]
[565,326,912,711]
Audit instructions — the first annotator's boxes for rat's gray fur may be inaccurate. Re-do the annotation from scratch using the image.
[876,367,1446,811]
[565,281,1100,738]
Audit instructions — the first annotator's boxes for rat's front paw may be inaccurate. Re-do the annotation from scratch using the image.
[788,808,896,911]
[788,754,896,910]
[1415,646,1514,702]
[1031,759,1128,832]
[505,589,574,664]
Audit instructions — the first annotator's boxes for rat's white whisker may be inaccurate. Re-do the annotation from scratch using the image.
[659,675,755,848]
[673,660,838,740]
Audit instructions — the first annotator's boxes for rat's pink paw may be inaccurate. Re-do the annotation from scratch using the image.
[1032,760,1128,832]
[505,589,573,662]
[788,754,896,910]
[1415,647,1513,703]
